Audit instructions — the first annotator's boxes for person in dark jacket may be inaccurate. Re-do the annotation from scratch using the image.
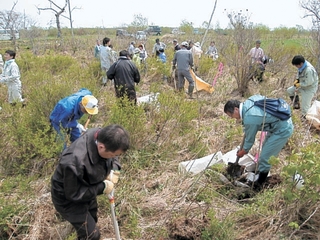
[51,124,130,240]
[49,88,99,145]
[107,50,140,104]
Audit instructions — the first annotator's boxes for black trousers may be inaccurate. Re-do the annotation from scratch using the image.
[52,194,101,240]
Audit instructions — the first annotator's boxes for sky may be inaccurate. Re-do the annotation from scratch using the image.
[1,0,313,30]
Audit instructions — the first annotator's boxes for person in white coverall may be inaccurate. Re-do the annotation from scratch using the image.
[0,50,25,106]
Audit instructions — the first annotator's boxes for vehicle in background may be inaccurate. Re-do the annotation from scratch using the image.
[136,31,147,40]
[145,26,161,36]
[116,29,132,38]
[193,28,203,35]
[0,29,20,40]
[171,28,185,35]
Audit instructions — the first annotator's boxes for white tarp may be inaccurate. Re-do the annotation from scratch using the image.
[178,147,256,174]
[306,100,320,130]
[137,92,160,105]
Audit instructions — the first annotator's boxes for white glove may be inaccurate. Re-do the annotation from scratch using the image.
[103,180,114,194]
[76,123,87,133]
[107,170,120,184]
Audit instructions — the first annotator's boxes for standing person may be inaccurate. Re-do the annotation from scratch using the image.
[109,44,118,64]
[138,44,148,63]
[190,42,203,72]
[132,48,141,67]
[173,39,181,52]
[94,39,101,59]
[128,41,136,59]
[138,44,148,75]
[158,47,168,81]
[287,55,319,118]
[152,38,166,57]
[49,88,99,146]
[99,37,114,86]
[0,50,25,106]
[51,124,130,240]
[205,41,218,60]
[158,48,166,63]
[224,95,294,188]
[248,40,265,82]
[172,41,195,98]
[107,50,140,104]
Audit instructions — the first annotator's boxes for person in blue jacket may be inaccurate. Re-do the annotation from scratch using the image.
[50,88,99,145]
[224,94,294,187]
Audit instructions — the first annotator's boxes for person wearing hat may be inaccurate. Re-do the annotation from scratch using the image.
[172,41,195,98]
[132,47,141,66]
[49,88,99,147]
[189,41,203,72]
[248,40,266,82]
[152,38,166,57]
[51,124,130,240]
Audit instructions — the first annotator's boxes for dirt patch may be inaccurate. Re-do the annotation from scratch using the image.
[167,216,208,240]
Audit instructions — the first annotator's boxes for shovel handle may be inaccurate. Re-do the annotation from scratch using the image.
[235,133,246,164]
[84,115,92,129]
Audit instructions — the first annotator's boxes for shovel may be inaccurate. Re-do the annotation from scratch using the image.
[227,134,246,178]
[108,189,121,240]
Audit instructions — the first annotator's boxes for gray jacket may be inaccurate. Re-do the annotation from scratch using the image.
[173,48,193,70]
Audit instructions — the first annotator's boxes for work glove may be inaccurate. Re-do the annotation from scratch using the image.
[236,149,247,158]
[103,180,114,194]
[294,79,300,88]
[106,170,120,184]
[76,123,87,133]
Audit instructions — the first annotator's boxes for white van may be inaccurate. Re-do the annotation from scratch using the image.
[136,31,147,40]
[0,29,20,41]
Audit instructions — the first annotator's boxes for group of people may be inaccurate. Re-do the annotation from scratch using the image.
[0,35,316,239]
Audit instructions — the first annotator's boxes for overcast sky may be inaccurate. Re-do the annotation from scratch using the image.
[1,0,313,30]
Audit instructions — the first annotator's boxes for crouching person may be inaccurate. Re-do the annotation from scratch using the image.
[224,95,294,189]
[51,124,130,240]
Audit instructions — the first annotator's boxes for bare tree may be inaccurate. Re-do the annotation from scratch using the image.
[37,0,68,38]
[220,9,258,96]
[128,14,148,34]
[0,1,25,50]
[300,0,320,72]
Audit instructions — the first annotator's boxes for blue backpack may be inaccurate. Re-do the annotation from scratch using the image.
[248,98,291,120]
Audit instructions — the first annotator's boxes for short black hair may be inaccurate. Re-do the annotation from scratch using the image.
[224,100,240,114]
[292,55,305,65]
[119,50,129,57]
[97,124,130,152]
[5,50,16,59]
[102,37,110,46]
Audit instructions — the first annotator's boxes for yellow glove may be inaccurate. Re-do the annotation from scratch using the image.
[106,170,120,184]
[294,79,300,88]
[103,180,114,194]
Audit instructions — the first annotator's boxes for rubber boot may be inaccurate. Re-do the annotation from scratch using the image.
[253,171,269,191]
[294,95,300,109]
[188,85,194,99]
[257,171,269,185]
